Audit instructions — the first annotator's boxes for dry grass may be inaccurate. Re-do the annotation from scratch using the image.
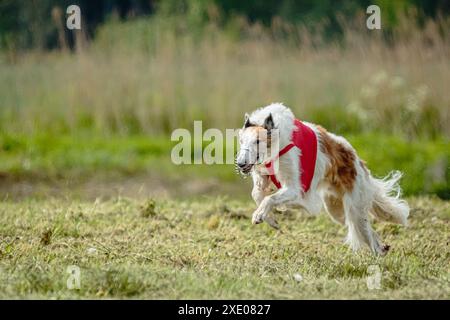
[0,196,448,299]
[0,13,449,138]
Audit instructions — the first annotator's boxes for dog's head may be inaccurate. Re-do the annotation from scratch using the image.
[235,113,275,174]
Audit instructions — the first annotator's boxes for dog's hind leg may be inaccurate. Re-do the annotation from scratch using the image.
[343,193,389,255]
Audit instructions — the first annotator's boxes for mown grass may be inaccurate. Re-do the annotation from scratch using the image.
[0,196,448,299]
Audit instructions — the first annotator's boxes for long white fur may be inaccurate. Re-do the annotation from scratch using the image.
[238,103,410,255]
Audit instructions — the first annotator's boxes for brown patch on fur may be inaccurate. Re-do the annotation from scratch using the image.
[316,126,357,192]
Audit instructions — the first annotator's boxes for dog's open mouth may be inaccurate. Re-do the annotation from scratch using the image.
[234,161,254,176]
[240,164,253,174]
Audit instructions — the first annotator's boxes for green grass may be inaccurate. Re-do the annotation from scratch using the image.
[1,133,448,197]
[0,196,448,299]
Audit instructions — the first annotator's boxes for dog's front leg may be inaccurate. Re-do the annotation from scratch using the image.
[251,173,282,228]
[251,173,270,205]
[252,186,297,225]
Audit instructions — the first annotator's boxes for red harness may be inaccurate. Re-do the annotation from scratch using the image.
[264,119,318,193]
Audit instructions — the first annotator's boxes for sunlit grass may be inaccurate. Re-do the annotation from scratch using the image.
[0,196,448,299]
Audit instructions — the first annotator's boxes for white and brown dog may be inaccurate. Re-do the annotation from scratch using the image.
[236,103,409,255]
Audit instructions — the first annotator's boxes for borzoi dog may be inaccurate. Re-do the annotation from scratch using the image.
[236,103,409,255]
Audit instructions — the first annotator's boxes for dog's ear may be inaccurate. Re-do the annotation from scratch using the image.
[243,113,252,128]
[263,113,274,131]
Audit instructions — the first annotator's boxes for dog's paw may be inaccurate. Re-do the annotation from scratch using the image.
[252,213,263,225]
[380,244,390,256]
[372,243,390,256]
[252,211,279,229]
[252,208,265,224]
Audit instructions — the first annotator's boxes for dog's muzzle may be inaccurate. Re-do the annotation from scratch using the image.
[238,163,253,174]
[235,153,253,177]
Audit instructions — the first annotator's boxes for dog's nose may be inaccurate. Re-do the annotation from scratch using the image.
[237,161,247,168]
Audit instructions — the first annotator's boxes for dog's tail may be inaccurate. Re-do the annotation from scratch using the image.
[370,171,409,225]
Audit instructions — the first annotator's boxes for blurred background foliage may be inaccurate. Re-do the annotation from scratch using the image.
[0,0,448,198]
[1,0,449,50]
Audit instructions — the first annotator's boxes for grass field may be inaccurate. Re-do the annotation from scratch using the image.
[1,133,448,199]
[0,132,447,299]
[0,196,448,299]
[0,9,449,300]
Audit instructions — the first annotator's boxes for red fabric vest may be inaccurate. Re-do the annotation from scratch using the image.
[264,119,317,193]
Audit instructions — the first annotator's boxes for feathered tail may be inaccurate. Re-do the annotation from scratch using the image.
[370,171,409,225]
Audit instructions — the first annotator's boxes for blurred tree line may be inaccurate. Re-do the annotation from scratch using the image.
[0,0,449,51]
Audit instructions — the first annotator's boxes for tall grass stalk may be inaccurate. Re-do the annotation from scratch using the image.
[0,12,449,138]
